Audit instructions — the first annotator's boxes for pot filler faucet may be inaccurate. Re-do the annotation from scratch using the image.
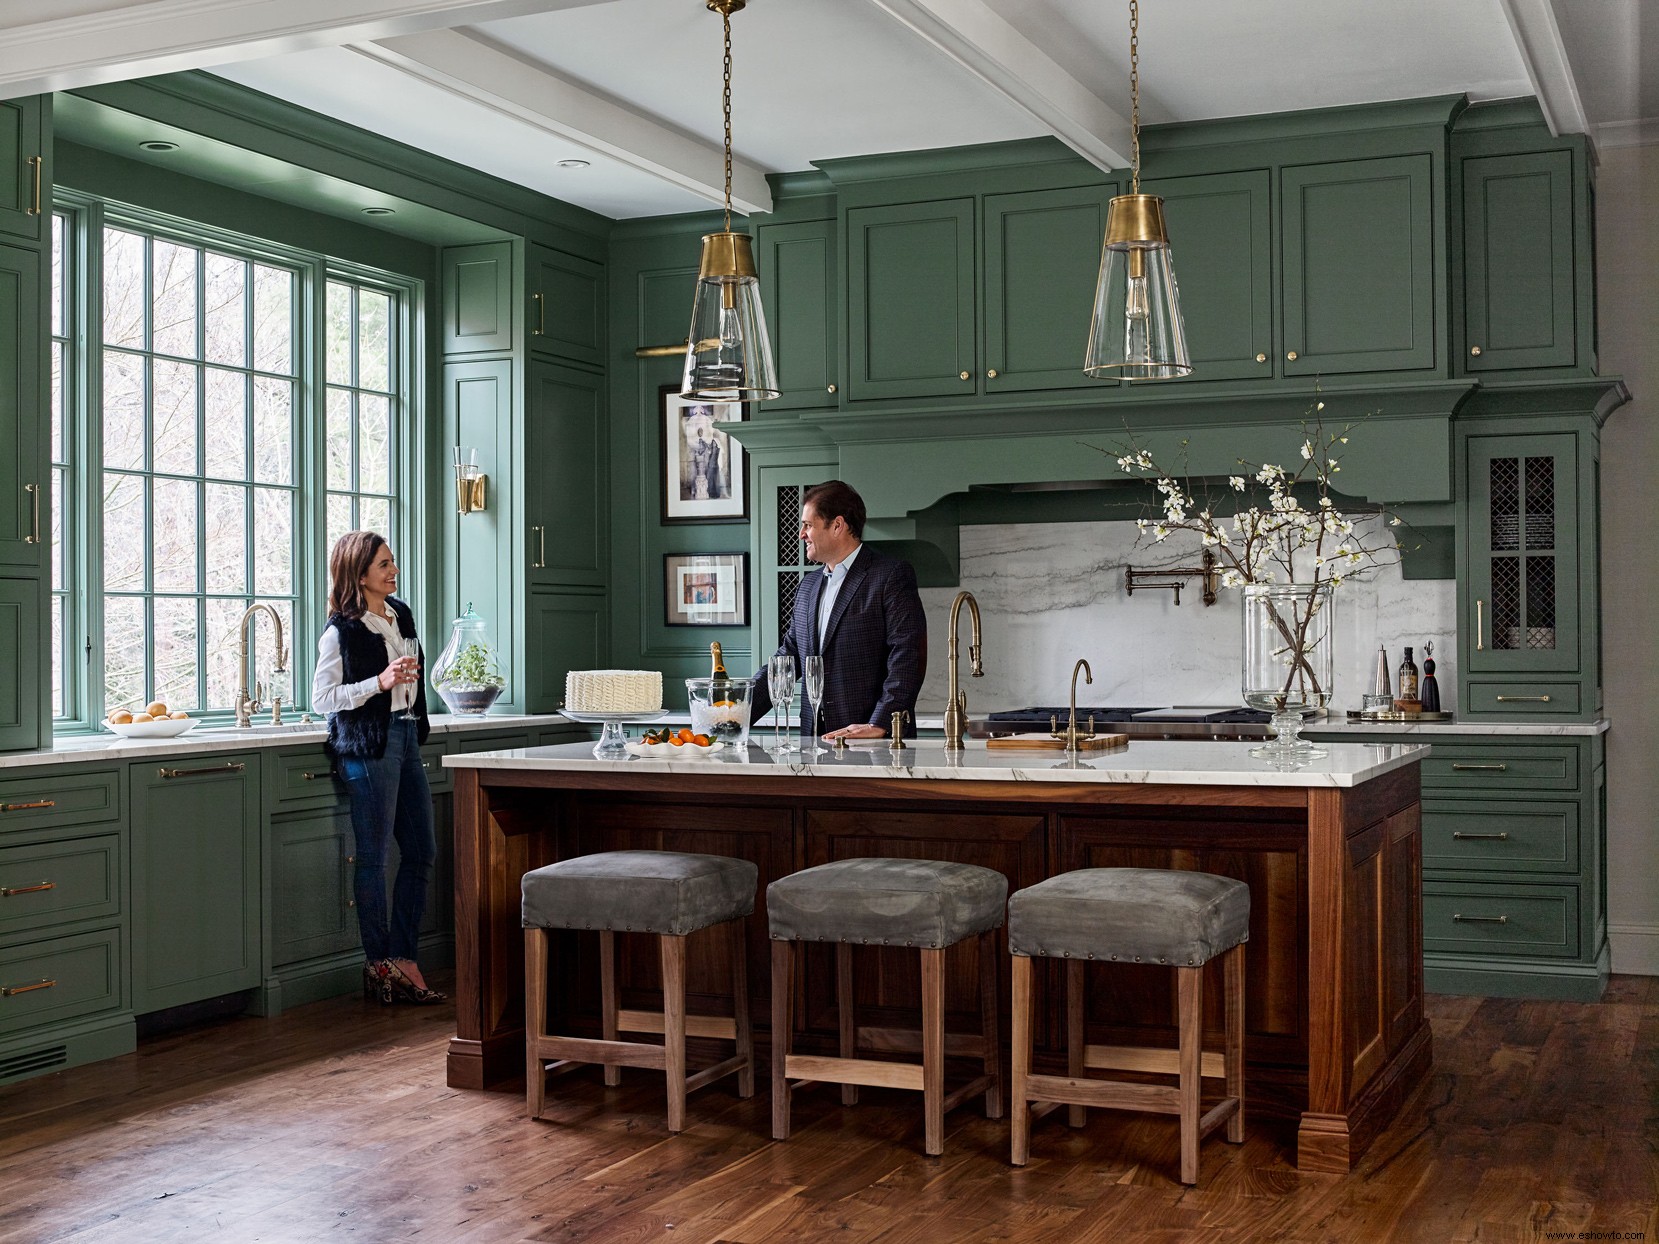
[942,590,984,751]
[235,603,288,729]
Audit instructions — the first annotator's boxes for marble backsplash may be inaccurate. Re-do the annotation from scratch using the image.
[915,519,1457,712]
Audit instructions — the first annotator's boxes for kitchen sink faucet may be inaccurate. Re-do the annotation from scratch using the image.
[235,603,288,729]
[942,590,984,751]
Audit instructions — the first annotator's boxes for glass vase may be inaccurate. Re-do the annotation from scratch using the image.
[431,603,506,716]
[1241,582,1334,760]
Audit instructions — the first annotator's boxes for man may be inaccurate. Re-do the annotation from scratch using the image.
[749,480,926,740]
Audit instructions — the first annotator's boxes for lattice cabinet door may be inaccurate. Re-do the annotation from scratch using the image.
[754,468,831,663]
[1466,432,1579,675]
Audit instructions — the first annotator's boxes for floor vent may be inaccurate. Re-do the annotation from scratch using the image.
[0,1044,68,1083]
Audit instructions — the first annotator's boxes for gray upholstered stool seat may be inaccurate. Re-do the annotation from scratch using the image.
[1009,867,1250,1185]
[522,850,757,1133]
[768,857,1007,1157]
[1008,867,1250,966]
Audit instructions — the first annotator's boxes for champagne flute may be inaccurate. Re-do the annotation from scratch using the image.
[767,654,796,755]
[802,656,826,756]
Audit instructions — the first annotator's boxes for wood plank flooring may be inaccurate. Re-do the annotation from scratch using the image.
[1,976,1654,1243]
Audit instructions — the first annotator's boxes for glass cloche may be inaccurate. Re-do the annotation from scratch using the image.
[431,602,506,715]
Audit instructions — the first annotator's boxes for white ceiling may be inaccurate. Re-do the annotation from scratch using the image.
[5,0,1652,221]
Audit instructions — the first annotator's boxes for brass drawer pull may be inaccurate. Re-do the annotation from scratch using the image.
[24,482,41,544]
[2,978,55,997]
[531,525,546,570]
[301,770,336,781]
[531,290,546,336]
[1450,763,1507,772]
[1476,599,1484,651]
[27,155,41,216]
[2,881,55,896]
[1,800,56,813]
[1451,914,1508,924]
[1496,695,1551,703]
[159,762,247,780]
[1451,832,1509,841]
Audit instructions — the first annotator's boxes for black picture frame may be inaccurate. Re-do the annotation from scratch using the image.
[660,384,749,524]
[663,553,748,627]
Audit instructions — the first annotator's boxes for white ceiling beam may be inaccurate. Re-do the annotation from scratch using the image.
[355,28,772,215]
[862,0,1131,172]
[0,0,601,98]
[1494,0,1590,136]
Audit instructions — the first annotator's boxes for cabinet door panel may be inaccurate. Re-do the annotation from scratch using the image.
[757,219,837,410]
[0,244,44,569]
[847,199,975,401]
[0,98,44,243]
[526,590,605,714]
[0,578,43,752]
[1282,155,1436,375]
[525,362,605,586]
[1461,151,1575,371]
[527,243,603,366]
[441,242,515,355]
[270,809,356,966]
[983,185,1113,393]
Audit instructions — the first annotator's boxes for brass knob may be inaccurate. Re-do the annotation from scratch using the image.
[347,900,356,907]
[986,369,998,378]
[1255,353,1268,363]
[1286,350,1298,361]
[1470,346,1483,356]
[959,371,971,381]
[826,383,837,393]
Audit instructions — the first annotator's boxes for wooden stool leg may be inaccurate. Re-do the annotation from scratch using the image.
[730,918,754,1099]
[837,943,859,1106]
[1225,942,1245,1144]
[979,928,1003,1119]
[1010,953,1032,1166]
[661,934,688,1133]
[1177,965,1203,1185]
[921,947,945,1156]
[1066,958,1086,1128]
[525,927,548,1119]
[599,929,621,1087]
[771,939,793,1141]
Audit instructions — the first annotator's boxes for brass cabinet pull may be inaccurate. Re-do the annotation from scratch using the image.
[531,525,546,569]
[826,383,837,394]
[1451,914,1508,924]
[1451,832,1509,841]
[2,978,55,996]
[347,899,356,907]
[1470,345,1483,356]
[958,370,971,381]
[158,762,246,779]
[1,800,55,813]
[531,290,545,336]
[24,483,40,544]
[1286,350,1298,361]
[27,155,41,215]
[986,368,998,378]
[1,881,55,896]
[1255,352,1268,363]
[1451,763,1507,772]
[301,770,336,781]
[1476,599,1484,650]
[1496,695,1551,703]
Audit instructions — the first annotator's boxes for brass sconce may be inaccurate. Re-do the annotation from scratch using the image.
[454,446,487,515]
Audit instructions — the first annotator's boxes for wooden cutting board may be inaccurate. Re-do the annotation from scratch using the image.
[985,733,1129,751]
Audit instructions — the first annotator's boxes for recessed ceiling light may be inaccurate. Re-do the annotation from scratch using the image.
[361,206,396,216]
[139,140,179,152]
[557,159,591,170]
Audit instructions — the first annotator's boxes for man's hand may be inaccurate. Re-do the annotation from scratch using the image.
[825,723,885,740]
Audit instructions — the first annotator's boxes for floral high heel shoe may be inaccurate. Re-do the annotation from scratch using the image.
[363,959,394,1005]
[385,960,446,1006]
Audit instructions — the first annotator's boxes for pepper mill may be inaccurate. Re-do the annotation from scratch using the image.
[1420,641,1442,713]
[888,710,910,750]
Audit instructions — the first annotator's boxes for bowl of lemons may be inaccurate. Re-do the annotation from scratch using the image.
[105,701,197,739]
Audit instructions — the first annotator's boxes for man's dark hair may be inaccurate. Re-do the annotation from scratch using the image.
[803,479,866,540]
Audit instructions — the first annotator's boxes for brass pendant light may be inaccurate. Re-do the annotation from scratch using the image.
[1084,0,1192,381]
[681,0,780,402]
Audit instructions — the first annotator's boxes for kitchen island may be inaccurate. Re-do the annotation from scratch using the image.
[444,740,1430,1173]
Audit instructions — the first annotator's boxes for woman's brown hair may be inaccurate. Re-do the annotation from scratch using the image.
[327,530,388,621]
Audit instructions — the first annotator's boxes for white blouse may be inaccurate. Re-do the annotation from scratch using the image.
[311,607,417,715]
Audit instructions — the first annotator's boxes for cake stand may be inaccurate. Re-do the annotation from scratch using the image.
[560,709,668,758]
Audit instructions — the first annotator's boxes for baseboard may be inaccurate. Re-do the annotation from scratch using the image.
[1609,923,1659,976]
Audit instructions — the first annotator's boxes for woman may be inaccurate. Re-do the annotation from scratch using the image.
[313,530,444,1005]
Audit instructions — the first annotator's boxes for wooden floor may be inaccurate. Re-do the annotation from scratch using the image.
[2,977,1655,1244]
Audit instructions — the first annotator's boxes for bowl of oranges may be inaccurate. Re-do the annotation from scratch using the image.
[105,701,197,739]
[625,727,723,757]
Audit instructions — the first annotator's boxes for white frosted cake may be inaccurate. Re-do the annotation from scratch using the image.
[564,669,663,714]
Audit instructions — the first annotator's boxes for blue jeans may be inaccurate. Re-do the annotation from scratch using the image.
[340,717,435,963]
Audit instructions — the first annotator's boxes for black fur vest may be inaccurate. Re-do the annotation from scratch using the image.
[324,596,429,759]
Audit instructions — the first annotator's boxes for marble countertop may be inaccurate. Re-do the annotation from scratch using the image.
[1305,717,1609,736]
[0,713,575,771]
[444,738,1430,789]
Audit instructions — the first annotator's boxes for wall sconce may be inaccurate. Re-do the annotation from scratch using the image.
[454,446,487,515]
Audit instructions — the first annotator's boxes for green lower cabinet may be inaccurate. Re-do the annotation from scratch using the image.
[0,926,123,1041]
[129,754,261,1014]
[0,578,44,754]
[270,807,358,967]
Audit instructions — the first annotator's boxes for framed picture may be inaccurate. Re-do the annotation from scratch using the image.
[661,384,748,524]
[664,553,748,627]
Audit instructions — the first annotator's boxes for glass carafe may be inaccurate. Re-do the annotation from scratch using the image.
[431,602,506,716]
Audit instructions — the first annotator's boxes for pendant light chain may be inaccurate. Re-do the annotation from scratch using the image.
[722,8,734,235]
[1129,0,1140,195]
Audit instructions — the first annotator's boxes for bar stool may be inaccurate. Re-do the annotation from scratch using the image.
[1008,867,1249,1184]
[768,857,1006,1156]
[522,850,757,1132]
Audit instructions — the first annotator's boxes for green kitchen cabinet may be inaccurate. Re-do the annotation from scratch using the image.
[0,96,47,244]
[129,754,261,1013]
[524,360,606,587]
[527,241,603,367]
[525,588,606,714]
[756,217,838,410]
[1281,154,1437,377]
[0,244,45,573]
[440,241,517,356]
[269,806,358,967]
[0,578,43,752]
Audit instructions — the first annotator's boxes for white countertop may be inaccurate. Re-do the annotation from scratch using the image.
[1306,718,1609,736]
[444,738,1430,789]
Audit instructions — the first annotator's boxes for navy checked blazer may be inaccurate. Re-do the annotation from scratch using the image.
[749,544,926,737]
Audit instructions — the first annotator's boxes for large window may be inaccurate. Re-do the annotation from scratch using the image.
[50,201,419,728]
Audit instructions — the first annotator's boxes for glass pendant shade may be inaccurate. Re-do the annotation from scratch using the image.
[681,231,779,402]
[1084,193,1192,381]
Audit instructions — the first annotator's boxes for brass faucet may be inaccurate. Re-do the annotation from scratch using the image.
[1050,658,1097,754]
[942,590,983,751]
[235,603,288,729]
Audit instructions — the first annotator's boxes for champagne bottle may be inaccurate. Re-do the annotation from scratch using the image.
[709,641,730,702]
[1397,646,1420,703]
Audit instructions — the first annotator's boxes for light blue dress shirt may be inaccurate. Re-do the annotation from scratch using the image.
[815,543,862,652]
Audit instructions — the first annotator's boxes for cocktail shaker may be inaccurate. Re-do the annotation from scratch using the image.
[1362,646,1393,711]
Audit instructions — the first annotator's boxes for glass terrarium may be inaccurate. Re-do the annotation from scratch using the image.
[431,603,506,716]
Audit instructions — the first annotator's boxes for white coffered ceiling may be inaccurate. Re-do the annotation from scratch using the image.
[3,0,1651,221]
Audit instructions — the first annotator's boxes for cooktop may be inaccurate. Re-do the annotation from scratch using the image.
[987,706,1271,725]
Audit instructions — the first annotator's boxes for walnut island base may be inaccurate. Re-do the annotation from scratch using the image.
[444,739,1432,1174]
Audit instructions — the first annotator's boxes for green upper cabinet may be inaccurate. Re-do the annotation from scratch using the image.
[982,184,1114,394]
[441,241,517,356]
[0,579,43,752]
[846,198,977,402]
[0,97,46,244]
[1281,154,1437,377]
[1142,170,1274,383]
[1459,150,1576,373]
[524,360,605,587]
[527,242,603,367]
[526,589,606,714]
[0,243,44,572]
[756,217,838,410]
